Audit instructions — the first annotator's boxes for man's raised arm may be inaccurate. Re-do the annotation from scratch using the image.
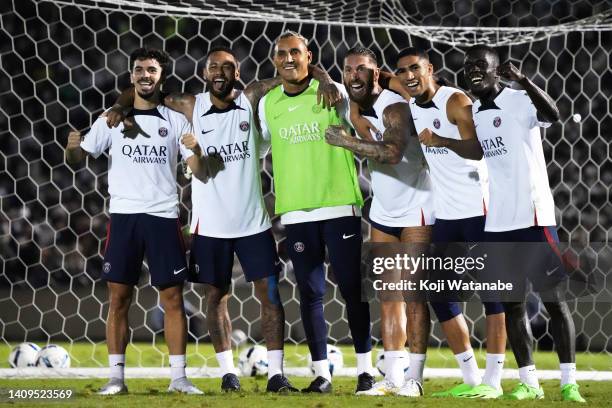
[324,102,412,165]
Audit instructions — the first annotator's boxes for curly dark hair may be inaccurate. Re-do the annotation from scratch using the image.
[129,47,172,81]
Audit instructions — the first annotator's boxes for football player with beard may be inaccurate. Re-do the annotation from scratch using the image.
[324,46,433,397]
[105,46,339,393]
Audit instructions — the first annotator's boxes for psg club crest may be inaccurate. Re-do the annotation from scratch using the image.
[312,104,322,113]
[493,117,502,127]
[239,121,249,132]
[433,118,441,129]
[158,127,168,137]
[103,262,111,273]
[294,242,305,253]
[374,130,383,141]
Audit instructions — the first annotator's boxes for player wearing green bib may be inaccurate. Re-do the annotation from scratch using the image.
[258,32,374,394]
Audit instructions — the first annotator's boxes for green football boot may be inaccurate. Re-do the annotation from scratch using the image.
[503,382,545,400]
[457,383,503,399]
[561,384,586,403]
[431,383,474,397]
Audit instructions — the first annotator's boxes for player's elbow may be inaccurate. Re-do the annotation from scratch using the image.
[539,105,560,123]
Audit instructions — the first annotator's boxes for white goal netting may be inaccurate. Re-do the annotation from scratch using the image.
[1,0,611,373]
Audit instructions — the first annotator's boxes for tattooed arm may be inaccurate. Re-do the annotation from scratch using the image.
[325,102,413,165]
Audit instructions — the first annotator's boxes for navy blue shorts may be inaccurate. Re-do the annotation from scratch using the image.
[483,226,567,293]
[369,219,403,239]
[102,213,187,287]
[432,216,486,243]
[430,216,504,321]
[188,229,281,288]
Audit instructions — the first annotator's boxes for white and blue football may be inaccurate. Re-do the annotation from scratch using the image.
[35,344,71,368]
[8,342,41,368]
[238,345,268,376]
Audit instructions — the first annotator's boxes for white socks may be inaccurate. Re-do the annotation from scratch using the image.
[356,351,373,375]
[268,350,284,379]
[519,364,539,388]
[385,350,408,387]
[109,354,125,381]
[406,353,426,383]
[312,359,332,381]
[216,350,237,376]
[454,349,481,386]
[482,353,505,389]
[169,354,186,381]
[560,363,577,386]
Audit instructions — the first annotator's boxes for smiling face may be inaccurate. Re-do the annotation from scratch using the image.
[395,54,434,98]
[203,50,239,99]
[343,54,379,105]
[131,58,163,99]
[273,36,312,84]
[464,49,500,97]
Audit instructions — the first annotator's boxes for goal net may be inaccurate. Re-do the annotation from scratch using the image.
[1,0,611,376]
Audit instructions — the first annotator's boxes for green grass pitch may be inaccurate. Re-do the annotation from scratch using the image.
[1,343,611,406]
[0,378,610,407]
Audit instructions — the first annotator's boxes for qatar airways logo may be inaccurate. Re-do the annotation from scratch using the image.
[278,122,322,144]
[424,146,449,155]
[205,140,250,163]
[480,136,508,158]
[121,144,168,164]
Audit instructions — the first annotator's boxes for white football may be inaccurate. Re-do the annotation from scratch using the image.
[231,329,247,348]
[35,344,71,368]
[375,349,409,376]
[238,345,268,376]
[307,344,344,376]
[8,342,40,368]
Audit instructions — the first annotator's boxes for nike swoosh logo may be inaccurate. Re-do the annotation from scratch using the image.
[463,356,473,362]
[468,244,478,250]
[546,266,559,276]
[273,113,283,119]
[173,267,186,275]
[342,234,356,239]
[201,129,214,134]
[288,105,301,112]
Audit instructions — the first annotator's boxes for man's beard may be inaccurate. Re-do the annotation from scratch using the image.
[347,74,375,105]
[206,79,235,98]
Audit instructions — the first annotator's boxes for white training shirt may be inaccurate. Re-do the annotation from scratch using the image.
[348,89,435,227]
[410,86,488,220]
[258,80,361,225]
[190,91,271,238]
[472,87,556,232]
[80,106,192,218]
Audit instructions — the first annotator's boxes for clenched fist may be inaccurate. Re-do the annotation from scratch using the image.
[497,61,525,82]
[181,133,201,155]
[418,128,444,147]
[67,130,82,149]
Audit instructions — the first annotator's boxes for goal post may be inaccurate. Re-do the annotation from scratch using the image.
[1,0,611,374]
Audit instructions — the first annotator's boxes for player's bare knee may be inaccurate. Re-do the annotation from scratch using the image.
[205,284,230,306]
[253,277,281,306]
[159,285,184,311]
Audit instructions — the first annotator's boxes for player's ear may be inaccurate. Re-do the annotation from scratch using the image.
[373,67,380,84]
[307,50,313,63]
[428,62,434,76]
